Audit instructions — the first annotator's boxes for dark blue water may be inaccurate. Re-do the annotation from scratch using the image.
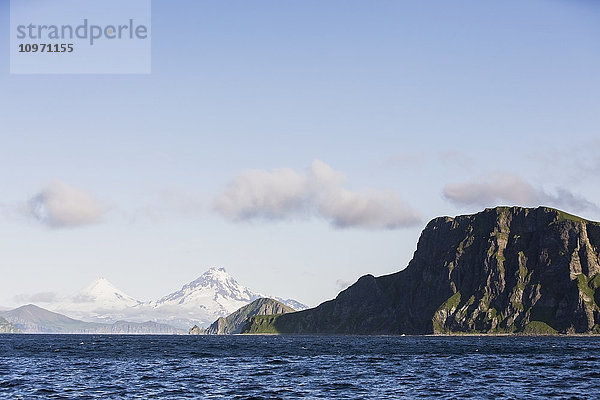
[1,335,599,399]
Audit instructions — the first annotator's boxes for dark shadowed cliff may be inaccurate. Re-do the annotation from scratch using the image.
[241,207,600,335]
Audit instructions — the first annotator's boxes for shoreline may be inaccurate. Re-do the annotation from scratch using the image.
[2,332,600,337]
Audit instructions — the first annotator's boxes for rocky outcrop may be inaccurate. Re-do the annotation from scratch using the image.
[206,298,295,334]
[189,325,204,335]
[241,207,600,335]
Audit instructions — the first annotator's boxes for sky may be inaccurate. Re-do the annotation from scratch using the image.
[0,0,599,308]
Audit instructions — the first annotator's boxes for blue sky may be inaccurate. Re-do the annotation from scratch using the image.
[1,0,599,307]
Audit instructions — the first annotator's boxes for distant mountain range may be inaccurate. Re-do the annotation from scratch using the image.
[0,304,181,334]
[242,207,600,335]
[11,267,307,331]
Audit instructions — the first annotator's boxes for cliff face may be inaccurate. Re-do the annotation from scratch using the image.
[242,207,600,335]
[205,298,295,335]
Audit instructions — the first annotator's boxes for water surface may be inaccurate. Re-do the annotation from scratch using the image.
[1,334,599,399]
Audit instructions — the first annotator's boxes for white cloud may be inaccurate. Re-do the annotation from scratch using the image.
[214,160,421,230]
[443,173,539,206]
[214,168,311,221]
[309,159,347,189]
[317,188,420,229]
[443,172,598,212]
[27,181,106,228]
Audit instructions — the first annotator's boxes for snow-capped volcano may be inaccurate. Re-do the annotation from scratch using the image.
[48,277,141,322]
[149,267,260,313]
[139,267,307,328]
[76,278,141,309]
[139,267,264,327]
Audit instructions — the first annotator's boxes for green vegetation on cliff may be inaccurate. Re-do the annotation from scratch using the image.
[523,321,558,335]
[439,292,461,312]
[241,206,600,335]
[201,298,295,335]
[242,315,283,334]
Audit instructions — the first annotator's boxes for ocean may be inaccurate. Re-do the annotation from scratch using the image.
[1,334,599,399]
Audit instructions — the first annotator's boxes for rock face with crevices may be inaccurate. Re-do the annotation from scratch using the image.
[242,207,600,335]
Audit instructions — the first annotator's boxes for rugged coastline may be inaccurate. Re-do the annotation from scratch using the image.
[241,207,600,335]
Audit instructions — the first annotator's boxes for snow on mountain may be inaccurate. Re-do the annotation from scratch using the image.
[48,277,141,322]
[37,268,307,329]
[136,267,308,328]
[148,267,261,312]
[76,277,141,309]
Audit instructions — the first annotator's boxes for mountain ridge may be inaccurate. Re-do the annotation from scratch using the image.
[0,304,182,334]
[203,298,295,335]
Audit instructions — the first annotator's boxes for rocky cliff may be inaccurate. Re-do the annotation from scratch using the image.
[204,298,295,335]
[241,207,600,335]
[189,325,204,335]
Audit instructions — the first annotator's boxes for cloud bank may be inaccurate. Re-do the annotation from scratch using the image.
[214,160,421,230]
[27,181,106,228]
[443,172,598,212]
